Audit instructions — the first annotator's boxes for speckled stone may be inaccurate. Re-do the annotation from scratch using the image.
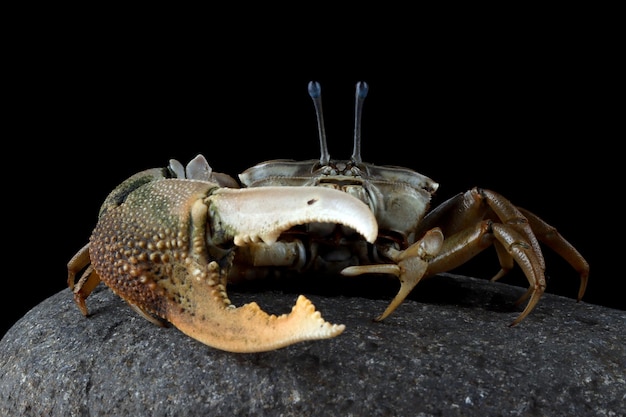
[1,274,624,417]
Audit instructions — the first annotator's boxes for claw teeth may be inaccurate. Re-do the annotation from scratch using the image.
[170,292,345,352]
[289,295,346,338]
[234,232,279,246]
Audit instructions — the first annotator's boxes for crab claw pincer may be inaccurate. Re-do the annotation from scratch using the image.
[172,185,378,352]
[89,179,378,353]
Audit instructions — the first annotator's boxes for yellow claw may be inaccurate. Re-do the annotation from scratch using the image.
[170,292,345,353]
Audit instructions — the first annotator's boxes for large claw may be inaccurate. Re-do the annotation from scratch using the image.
[167,185,378,352]
[88,179,378,353]
[209,186,379,245]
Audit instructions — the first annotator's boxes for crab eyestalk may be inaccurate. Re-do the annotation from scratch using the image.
[351,81,368,165]
[309,80,370,167]
[308,81,330,166]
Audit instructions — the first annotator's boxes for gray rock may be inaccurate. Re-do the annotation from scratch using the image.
[1,274,624,417]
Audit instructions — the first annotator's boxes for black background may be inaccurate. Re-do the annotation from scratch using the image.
[3,22,620,339]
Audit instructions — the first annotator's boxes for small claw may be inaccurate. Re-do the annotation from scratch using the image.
[376,228,444,321]
[209,186,378,245]
[342,228,444,322]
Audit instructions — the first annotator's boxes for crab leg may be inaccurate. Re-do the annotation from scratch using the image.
[422,219,545,325]
[518,207,589,300]
[479,188,546,279]
[422,187,580,325]
[474,190,587,307]
[67,242,101,316]
[361,187,581,326]
[489,223,546,325]
[424,220,498,276]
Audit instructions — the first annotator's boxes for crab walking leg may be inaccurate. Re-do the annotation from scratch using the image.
[489,223,546,326]
[67,242,91,291]
[424,221,497,277]
[479,189,545,264]
[342,228,444,322]
[422,220,545,326]
[470,188,546,283]
[67,243,102,316]
[518,207,589,300]
[489,241,516,282]
[419,188,548,284]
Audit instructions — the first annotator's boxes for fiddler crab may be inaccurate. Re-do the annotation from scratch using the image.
[68,81,589,353]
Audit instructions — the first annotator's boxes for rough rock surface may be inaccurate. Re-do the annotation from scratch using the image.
[1,274,624,417]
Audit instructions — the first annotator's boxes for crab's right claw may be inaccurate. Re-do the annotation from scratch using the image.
[167,185,378,353]
[342,227,444,322]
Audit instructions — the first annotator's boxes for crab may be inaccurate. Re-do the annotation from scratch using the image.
[67,81,589,353]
